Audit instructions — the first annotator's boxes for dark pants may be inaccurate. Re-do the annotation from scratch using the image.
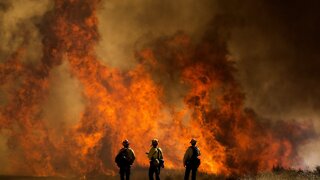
[184,166,197,180]
[149,165,160,180]
[120,166,130,180]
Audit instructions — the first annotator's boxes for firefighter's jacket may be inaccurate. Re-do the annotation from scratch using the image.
[119,147,136,164]
[183,146,201,165]
[148,147,163,160]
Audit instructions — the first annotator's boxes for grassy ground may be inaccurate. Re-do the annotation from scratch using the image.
[243,171,320,180]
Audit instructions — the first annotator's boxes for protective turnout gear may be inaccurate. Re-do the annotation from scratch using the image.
[148,147,164,168]
[115,140,135,180]
[116,147,136,167]
[183,146,200,167]
[148,140,164,180]
[184,139,201,180]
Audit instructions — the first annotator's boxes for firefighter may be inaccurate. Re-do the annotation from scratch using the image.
[115,139,135,180]
[147,139,164,180]
[183,138,201,180]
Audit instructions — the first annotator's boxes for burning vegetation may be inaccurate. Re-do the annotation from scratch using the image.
[0,0,317,177]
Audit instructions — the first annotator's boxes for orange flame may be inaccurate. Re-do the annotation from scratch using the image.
[0,0,315,177]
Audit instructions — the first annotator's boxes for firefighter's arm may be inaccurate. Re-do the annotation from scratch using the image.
[183,148,192,166]
[147,148,154,160]
[130,149,136,161]
[183,151,187,166]
[159,148,164,159]
[115,149,121,161]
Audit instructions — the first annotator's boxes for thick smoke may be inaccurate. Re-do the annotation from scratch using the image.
[213,0,320,167]
[43,61,85,131]
[97,0,320,168]
[0,0,52,64]
[217,0,320,121]
[0,134,9,173]
[0,0,53,174]
[0,0,319,176]
[96,0,216,69]
[0,0,86,175]
[136,26,316,174]
[97,0,320,126]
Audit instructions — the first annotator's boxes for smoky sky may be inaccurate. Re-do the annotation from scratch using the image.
[217,0,320,120]
[214,0,320,167]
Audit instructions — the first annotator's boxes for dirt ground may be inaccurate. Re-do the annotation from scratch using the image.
[1,168,320,180]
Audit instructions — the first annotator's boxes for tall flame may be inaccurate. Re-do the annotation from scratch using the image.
[0,0,315,177]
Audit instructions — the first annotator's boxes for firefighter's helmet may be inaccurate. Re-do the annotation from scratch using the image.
[122,139,130,146]
[190,138,197,145]
[151,139,159,146]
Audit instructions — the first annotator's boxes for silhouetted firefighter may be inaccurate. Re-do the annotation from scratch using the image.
[115,140,135,180]
[183,138,201,180]
[147,139,164,180]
